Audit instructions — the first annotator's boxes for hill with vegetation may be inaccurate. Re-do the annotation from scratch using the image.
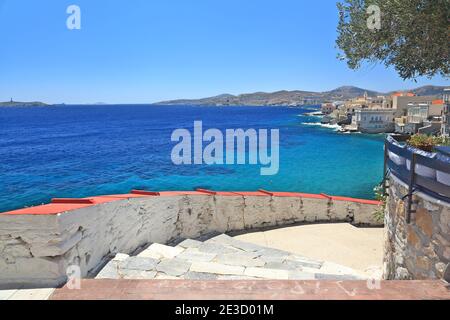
[154,85,446,106]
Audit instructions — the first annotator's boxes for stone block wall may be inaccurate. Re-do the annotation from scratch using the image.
[383,176,450,280]
[0,191,381,288]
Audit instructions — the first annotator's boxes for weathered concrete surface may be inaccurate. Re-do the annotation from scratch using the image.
[0,194,381,288]
[0,214,66,288]
[384,175,450,280]
[234,223,383,277]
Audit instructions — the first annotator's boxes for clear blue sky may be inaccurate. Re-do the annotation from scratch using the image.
[0,0,448,104]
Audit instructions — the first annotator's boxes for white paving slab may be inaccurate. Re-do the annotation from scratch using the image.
[198,242,239,255]
[206,234,235,245]
[285,255,323,269]
[177,239,203,249]
[137,249,164,260]
[190,261,245,276]
[244,267,289,280]
[140,243,184,259]
[156,259,191,277]
[112,253,130,262]
[214,253,265,267]
[176,248,217,262]
[121,270,157,279]
[119,256,159,271]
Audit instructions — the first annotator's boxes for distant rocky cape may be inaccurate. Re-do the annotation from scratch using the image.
[154,85,447,106]
[0,101,49,107]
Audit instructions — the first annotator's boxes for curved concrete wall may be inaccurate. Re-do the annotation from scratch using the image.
[0,191,381,288]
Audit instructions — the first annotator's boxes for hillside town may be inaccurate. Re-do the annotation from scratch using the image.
[321,88,450,137]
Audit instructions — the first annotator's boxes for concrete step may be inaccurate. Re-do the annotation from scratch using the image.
[137,243,184,259]
[95,234,368,281]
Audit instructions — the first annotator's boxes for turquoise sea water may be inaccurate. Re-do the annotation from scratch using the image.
[0,105,385,212]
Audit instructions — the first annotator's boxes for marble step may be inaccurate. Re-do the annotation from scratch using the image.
[95,234,368,281]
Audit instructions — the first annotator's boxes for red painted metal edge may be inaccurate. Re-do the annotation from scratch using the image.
[158,191,204,196]
[196,188,217,195]
[258,189,274,196]
[131,190,161,196]
[1,203,93,215]
[230,191,268,196]
[269,192,325,199]
[51,198,95,204]
[320,193,333,200]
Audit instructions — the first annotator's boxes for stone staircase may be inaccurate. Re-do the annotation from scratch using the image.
[95,234,369,281]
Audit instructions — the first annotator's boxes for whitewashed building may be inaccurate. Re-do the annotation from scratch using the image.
[395,101,444,135]
[352,109,395,133]
[321,102,336,114]
[392,94,438,117]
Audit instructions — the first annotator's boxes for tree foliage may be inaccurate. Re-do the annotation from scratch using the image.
[336,0,450,79]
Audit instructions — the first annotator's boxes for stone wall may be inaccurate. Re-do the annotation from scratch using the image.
[0,192,381,288]
[383,176,450,280]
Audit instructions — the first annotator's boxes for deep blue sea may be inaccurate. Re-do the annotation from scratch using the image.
[0,105,385,212]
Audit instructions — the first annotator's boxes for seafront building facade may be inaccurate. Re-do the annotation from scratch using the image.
[442,89,450,137]
[392,94,438,117]
[323,91,447,135]
[395,100,444,135]
[320,102,336,114]
[343,92,443,135]
[335,92,406,133]
[351,109,395,133]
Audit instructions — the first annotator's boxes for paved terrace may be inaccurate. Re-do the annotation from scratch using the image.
[233,223,383,276]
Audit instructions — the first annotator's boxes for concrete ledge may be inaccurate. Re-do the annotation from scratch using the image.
[0,190,382,287]
[0,189,381,216]
[50,279,450,300]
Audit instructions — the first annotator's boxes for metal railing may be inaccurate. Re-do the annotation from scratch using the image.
[384,135,450,222]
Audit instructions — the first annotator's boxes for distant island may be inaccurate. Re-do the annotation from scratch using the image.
[154,85,448,106]
[0,99,50,107]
